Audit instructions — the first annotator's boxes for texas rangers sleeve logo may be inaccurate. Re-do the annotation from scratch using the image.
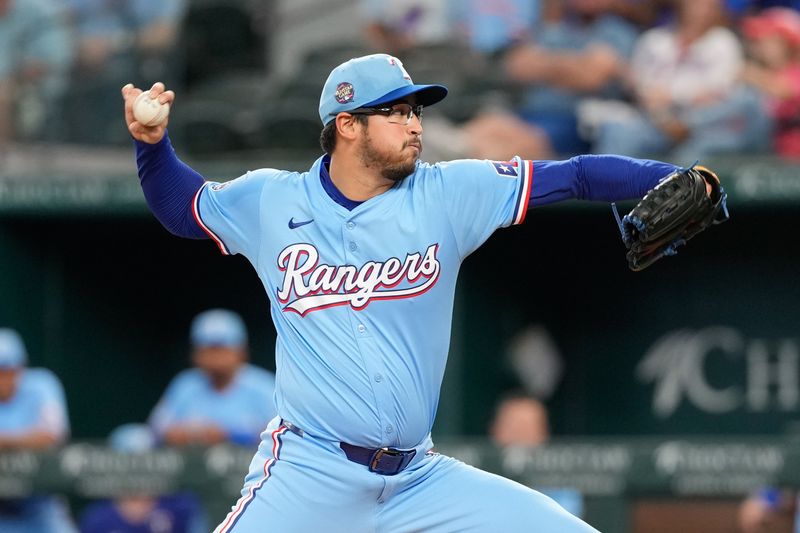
[492,161,518,177]
[277,243,441,315]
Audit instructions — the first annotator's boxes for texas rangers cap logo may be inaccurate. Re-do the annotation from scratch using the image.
[387,57,412,80]
[335,82,355,104]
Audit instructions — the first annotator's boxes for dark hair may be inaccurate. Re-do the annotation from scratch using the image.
[319,114,368,154]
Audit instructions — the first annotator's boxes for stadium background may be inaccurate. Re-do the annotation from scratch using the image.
[1,0,799,531]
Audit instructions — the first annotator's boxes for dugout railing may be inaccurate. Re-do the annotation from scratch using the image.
[1,437,798,532]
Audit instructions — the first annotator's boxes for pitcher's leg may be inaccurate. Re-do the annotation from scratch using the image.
[379,453,598,533]
[215,422,383,533]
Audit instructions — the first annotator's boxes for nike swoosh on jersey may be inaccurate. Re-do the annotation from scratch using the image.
[288,218,314,229]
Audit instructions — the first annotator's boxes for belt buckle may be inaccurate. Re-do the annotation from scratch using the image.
[370,447,399,472]
[369,447,416,475]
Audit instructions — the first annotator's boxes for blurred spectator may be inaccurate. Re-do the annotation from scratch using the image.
[148,309,277,447]
[488,391,584,519]
[738,487,799,533]
[456,0,640,159]
[360,0,452,55]
[450,0,541,57]
[0,328,76,533]
[566,0,673,30]
[581,0,770,160]
[740,7,800,158]
[67,0,187,82]
[78,423,207,533]
[63,0,187,144]
[0,0,73,144]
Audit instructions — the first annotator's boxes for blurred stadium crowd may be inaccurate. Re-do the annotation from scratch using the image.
[2,0,800,162]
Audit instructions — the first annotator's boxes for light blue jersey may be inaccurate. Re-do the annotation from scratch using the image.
[193,156,601,532]
[0,368,75,533]
[129,52,681,533]
[148,364,277,446]
[0,368,69,437]
[194,156,532,450]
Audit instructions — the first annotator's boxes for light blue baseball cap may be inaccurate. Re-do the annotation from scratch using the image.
[108,423,157,453]
[319,53,448,125]
[0,329,27,368]
[190,309,247,348]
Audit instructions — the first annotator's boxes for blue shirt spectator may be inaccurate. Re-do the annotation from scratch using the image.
[452,0,639,161]
[451,0,541,55]
[0,328,76,533]
[148,310,277,447]
[511,5,639,154]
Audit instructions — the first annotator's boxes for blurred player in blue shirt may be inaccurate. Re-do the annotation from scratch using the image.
[489,392,584,519]
[0,328,76,533]
[148,310,277,447]
[739,487,799,533]
[79,423,207,533]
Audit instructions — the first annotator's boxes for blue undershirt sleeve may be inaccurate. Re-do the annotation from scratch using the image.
[530,154,680,206]
[135,134,208,239]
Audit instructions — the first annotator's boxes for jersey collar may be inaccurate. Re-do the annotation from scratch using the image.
[319,154,363,211]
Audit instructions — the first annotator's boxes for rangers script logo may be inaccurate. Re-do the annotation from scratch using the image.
[277,243,441,315]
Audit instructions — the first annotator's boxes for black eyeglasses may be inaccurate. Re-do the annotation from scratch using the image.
[334,103,423,125]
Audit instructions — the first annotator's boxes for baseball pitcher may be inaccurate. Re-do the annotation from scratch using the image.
[120,53,726,532]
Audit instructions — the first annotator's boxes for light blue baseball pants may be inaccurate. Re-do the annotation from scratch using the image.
[214,417,599,533]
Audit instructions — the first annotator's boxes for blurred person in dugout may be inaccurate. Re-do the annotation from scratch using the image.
[738,487,799,533]
[0,329,76,533]
[739,7,800,159]
[148,309,277,447]
[79,423,208,533]
[488,391,584,519]
[578,0,771,159]
[0,0,73,147]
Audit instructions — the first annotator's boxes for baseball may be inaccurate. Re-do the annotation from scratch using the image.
[133,91,170,127]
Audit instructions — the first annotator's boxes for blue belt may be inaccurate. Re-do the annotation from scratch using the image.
[280,420,416,476]
[339,442,417,476]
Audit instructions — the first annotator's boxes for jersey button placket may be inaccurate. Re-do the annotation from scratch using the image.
[342,218,393,443]
[345,220,358,253]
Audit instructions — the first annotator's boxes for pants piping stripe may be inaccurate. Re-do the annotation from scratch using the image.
[214,425,288,533]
